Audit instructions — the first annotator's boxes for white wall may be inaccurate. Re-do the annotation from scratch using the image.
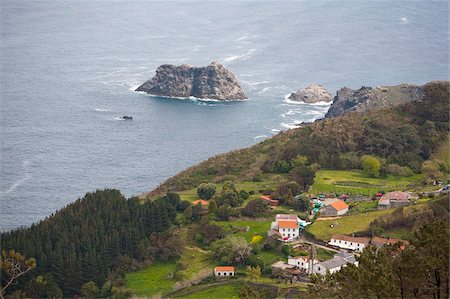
[336,207,349,215]
[328,238,366,252]
[279,227,299,239]
[214,271,234,277]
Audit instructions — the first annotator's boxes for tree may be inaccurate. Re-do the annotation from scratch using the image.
[231,237,253,264]
[197,183,216,200]
[1,250,36,299]
[241,200,269,217]
[361,155,381,177]
[246,265,261,282]
[208,200,217,214]
[80,281,100,298]
[421,160,443,181]
[216,206,231,221]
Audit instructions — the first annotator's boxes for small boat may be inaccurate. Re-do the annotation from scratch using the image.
[121,116,133,120]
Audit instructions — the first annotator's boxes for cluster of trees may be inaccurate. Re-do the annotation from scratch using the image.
[309,219,449,298]
[1,189,180,297]
[370,195,448,235]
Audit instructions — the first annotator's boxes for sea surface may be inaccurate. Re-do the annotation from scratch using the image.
[1,0,448,231]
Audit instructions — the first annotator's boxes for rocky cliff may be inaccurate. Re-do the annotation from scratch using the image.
[288,84,333,103]
[325,83,425,118]
[135,61,247,100]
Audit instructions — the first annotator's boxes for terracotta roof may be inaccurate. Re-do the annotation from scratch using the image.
[372,236,409,246]
[379,191,410,203]
[278,220,299,229]
[331,234,370,244]
[192,199,209,206]
[215,266,235,272]
[329,200,349,211]
[260,195,272,201]
[290,256,309,261]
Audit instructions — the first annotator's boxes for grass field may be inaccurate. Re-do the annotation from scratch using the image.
[178,176,285,203]
[431,134,450,170]
[310,170,421,196]
[214,219,272,242]
[177,247,214,280]
[125,261,177,297]
[306,209,393,241]
[176,281,243,299]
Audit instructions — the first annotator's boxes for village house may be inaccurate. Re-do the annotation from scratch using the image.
[192,199,209,206]
[260,195,279,207]
[214,266,235,277]
[320,200,349,216]
[287,256,318,272]
[312,252,358,276]
[371,236,409,250]
[377,191,411,210]
[328,234,370,252]
[269,214,311,241]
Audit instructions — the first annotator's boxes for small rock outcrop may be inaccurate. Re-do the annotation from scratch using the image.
[325,83,425,118]
[135,61,247,100]
[288,84,333,103]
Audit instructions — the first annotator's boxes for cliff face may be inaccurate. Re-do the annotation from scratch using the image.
[135,61,247,100]
[325,83,425,118]
[288,84,333,103]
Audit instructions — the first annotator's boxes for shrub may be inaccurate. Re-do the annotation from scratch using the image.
[197,183,216,200]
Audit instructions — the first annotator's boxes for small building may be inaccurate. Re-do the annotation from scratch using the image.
[192,199,209,206]
[312,252,358,276]
[287,256,318,271]
[328,234,370,252]
[278,220,300,240]
[214,266,235,277]
[378,191,411,210]
[320,200,349,216]
[260,195,279,207]
[371,236,409,250]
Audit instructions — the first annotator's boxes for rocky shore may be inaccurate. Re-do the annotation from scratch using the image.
[288,84,333,103]
[135,61,247,100]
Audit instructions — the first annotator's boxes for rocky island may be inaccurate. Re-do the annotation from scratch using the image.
[288,84,333,103]
[325,83,426,118]
[135,61,247,100]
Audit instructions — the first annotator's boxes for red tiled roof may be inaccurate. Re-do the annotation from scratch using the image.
[215,266,235,272]
[192,199,209,205]
[330,200,349,211]
[379,191,410,203]
[278,220,299,229]
[260,195,272,201]
[331,234,370,244]
[372,236,409,246]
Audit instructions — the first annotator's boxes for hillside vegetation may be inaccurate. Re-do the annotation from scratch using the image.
[1,81,448,298]
[146,81,449,197]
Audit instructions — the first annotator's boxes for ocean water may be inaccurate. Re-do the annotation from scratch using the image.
[1,0,448,231]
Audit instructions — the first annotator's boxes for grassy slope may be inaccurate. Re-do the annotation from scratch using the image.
[306,209,393,241]
[214,219,273,242]
[175,281,244,299]
[311,170,421,196]
[125,261,177,297]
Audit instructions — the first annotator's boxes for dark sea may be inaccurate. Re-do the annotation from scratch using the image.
[1,0,448,231]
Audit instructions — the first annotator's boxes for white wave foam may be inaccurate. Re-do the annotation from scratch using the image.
[222,49,256,63]
[254,135,268,139]
[281,122,300,129]
[134,92,248,103]
[256,87,271,95]
[283,94,332,106]
[400,17,408,24]
[271,128,281,133]
[95,108,108,112]
[5,161,31,193]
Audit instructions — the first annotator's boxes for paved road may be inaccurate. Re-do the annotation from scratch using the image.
[292,235,339,252]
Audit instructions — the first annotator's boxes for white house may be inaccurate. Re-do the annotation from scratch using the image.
[328,234,370,252]
[278,220,300,240]
[214,266,235,277]
[312,252,357,276]
[270,214,311,241]
[287,256,318,271]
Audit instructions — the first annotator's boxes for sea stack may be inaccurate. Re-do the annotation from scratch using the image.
[288,84,333,103]
[135,61,247,100]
